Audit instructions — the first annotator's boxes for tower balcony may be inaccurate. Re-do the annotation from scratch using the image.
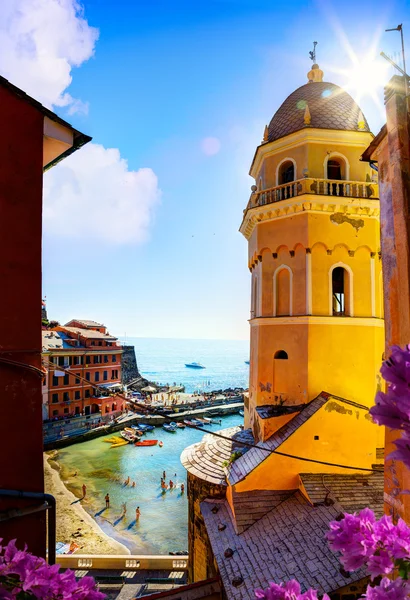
[244,177,379,213]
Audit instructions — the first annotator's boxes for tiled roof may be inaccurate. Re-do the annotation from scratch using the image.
[267,82,371,143]
[227,394,328,485]
[300,471,384,518]
[62,326,117,340]
[231,489,295,533]
[42,331,64,350]
[201,493,368,599]
[67,319,104,327]
[180,427,241,485]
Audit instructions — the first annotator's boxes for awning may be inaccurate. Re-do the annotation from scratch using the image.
[99,382,122,390]
[141,385,157,392]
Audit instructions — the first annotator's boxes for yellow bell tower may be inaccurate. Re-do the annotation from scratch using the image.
[241,64,384,443]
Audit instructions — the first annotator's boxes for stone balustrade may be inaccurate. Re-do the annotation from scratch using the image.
[245,177,379,212]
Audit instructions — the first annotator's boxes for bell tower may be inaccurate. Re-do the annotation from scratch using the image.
[241,65,384,442]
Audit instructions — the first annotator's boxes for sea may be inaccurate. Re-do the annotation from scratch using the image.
[57,413,242,555]
[55,338,249,554]
[123,337,250,393]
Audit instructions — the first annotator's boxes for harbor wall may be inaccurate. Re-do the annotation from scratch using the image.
[43,401,244,451]
[121,345,140,384]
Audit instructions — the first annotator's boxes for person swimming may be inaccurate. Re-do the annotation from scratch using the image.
[124,476,130,486]
[131,481,136,488]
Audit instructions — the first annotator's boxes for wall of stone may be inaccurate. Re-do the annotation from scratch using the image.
[121,345,140,384]
[187,472,225,584]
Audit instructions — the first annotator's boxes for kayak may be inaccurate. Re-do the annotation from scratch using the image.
[135,439,158,447]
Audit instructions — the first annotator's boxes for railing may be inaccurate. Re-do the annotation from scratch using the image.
[245,178,379,211]
[56,554,188,571]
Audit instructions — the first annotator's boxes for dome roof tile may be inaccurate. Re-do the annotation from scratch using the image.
[267,81,370,142]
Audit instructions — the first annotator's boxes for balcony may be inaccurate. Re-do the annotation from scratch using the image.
[244,177,379,213]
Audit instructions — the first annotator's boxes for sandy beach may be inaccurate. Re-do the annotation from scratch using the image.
[44,453,130,555]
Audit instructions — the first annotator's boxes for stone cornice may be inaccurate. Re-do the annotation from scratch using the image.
[240,195,380,240]
[249,316,384,327]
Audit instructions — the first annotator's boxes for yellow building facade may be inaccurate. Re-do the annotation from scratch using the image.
[181,64,385,598]
[241,65,384,446]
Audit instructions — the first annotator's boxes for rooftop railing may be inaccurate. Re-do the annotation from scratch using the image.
[245,177,379,212]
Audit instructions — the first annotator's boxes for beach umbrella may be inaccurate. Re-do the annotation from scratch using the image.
[141,385,157,392]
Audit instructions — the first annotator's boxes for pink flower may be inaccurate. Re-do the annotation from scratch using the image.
[255,580,330,600]
[365,577,410,600]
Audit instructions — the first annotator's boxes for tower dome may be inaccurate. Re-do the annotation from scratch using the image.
[267,70,370,143]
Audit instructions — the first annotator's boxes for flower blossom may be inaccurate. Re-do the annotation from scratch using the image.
[255,580,330,600]
[365,577,410,600]
[0,538,104,600]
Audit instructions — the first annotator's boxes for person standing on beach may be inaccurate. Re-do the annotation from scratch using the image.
[136,506,141,521]
[82,484,86,498]
[105,493,110,508]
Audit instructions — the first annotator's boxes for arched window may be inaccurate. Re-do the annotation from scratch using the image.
[279,161,295,184]
[325,154,349,196]
[273,350,289,396]
[273,266,293,316]
[331,266,352,316]
[327,159,343,180]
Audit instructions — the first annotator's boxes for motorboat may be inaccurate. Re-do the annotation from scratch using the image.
[185,362,205,369]
[135,439,158,447]
[176,422,186,429]
[190,419,204,427]
[163,423,177,433]
[183,420,195,426]
[239,410,244,417]
[245,360,250,365]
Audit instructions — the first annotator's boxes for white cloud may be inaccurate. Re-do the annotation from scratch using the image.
[201,137,221,156]
[1,0,161,245]
[43,143,161,245]
[0,0,98,110]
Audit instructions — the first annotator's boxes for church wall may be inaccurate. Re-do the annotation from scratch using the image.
[233,397,378,492]
[249,322,309,409]
[307,322,385,409]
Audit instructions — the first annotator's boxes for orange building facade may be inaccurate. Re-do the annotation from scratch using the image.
[42,319,124,420]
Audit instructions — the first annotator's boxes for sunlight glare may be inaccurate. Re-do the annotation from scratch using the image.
[342,53,390,104]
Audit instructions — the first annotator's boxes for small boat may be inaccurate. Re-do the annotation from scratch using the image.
[121,430,137,442]
[176,422,186,429]
[184,420,195,426]
[185,362,205,369]
[135,439,158,447]
[159,441,164,447]
[197,417,212,424]
[134,424,155,432]
[110,440,129,448]
[245,360,250,365]
[239,410,244,417]
[163,423,177,433]
[190,419,204,427]
[124,427,135,435]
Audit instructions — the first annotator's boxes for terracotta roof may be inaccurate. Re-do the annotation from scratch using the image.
[180,427,241,485]
[201,494,368,599]
[66,319,104,328]
[267,81,370,143]
[300,471,384,518]
[227,394,328,485]
[62,326,117,340]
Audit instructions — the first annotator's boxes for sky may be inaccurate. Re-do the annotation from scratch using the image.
[1,0,409,340]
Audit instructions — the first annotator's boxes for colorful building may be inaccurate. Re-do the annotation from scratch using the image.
[181,63,385,598]
[0,74,90,557]
[42,319,124,420]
